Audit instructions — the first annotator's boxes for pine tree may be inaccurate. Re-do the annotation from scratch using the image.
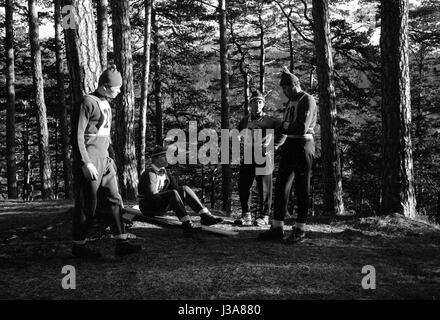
[29,0,52,199]
[380,0,416,217]
[111,0,139,199]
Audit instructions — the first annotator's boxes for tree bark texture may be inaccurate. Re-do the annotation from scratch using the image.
[380,0,416,218]
[111,0,139,200]
[312,0,344,215]
[29,0,53,200]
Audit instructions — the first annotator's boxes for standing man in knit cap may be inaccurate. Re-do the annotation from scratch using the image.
[138,146,224,235]
[234,90,281,227]
[71,65,142,258]
[258,67,317,244]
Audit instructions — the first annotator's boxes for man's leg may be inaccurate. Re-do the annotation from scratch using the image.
[238,165,256,214]
[258,150,295,241]
[254,173,272,226]
[101,158,141,256]
[72,160,103,258]
[177,185,223,226]
[156,190,189,221]
[178,185,205,213]
[100,158,126,236]
[285,140,314,244]
[155,189,204,234]
[236,164,255,225]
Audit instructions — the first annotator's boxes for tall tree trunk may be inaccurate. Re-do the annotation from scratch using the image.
[62,0,101,205]
[6,0,18,199]
[139,0,153,174]
[258,15,265,93]
[96,0,108,70]
[312,0,344,215]
[62,0,101,105]
[287,19,294,73]
[55,0,72,199]
[54,119,59,199]
[239,58,250,117]
[380,0,416,218]
[111,0,139,200]
[219,0,232,213]
[29,0,52,200]
[22,103,31,201]
[153,9,163,146]
[415,45,425,139]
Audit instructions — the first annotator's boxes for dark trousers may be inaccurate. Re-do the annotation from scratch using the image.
[72,157,125,241]
[273,139,314,224]
[140,185,205,220]
[238,164,273,216]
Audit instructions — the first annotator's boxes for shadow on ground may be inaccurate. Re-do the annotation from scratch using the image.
[0,201,439,299]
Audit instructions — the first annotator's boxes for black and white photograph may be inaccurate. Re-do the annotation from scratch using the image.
[0,0,439,307]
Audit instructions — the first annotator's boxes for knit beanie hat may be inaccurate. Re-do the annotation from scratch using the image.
[99,64,123,87]
[249,90,265,103]
[279,67,300,87]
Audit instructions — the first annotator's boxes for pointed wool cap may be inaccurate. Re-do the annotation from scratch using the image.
[99,64,123,87]
[279,67,300,87]
[249,90,265,102]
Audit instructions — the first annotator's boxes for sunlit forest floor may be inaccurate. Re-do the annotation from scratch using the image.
[1,200,439,299]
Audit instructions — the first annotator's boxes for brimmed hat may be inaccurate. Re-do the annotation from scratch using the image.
[249,90,265,103]
[279,67,300,87]
[150,145,167,158]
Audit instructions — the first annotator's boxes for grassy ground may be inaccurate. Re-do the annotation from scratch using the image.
[0,200,439,300]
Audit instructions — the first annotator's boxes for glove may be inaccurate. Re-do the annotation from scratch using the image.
[82,162,99,180]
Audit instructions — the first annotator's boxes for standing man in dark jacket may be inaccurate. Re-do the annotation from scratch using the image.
[71,65,142,258]
[234,90,281,227]
[138,146,223,235]
[258,68,317,244]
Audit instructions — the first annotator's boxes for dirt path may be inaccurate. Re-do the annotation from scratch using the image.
[1,201,439,299]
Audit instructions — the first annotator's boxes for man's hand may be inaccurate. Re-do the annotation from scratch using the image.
[82,162,99,180]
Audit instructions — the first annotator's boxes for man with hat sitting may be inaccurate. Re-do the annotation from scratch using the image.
[138,146,224,234]
[234,90,282,227]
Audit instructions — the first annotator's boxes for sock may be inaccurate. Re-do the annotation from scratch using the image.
[198,208,209,215]
[180,215,191,222]
[73,239,87,245]
[295,223,305,231]
[272,220,284,229]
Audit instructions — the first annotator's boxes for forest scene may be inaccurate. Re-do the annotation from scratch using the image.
[1,0,440,301]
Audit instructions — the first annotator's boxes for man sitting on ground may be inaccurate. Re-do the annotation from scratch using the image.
[138,146,223,235]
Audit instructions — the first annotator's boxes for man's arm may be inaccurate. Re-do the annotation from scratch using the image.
[272,117,286,149]
[168,174,180,190]
[76,99,94,165]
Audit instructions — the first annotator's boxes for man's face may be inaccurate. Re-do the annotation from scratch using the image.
[105,85,121,99]
[152,154,168,168]
[250,98,265,117]
[281,84,301,99]
[281,85,294,99]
